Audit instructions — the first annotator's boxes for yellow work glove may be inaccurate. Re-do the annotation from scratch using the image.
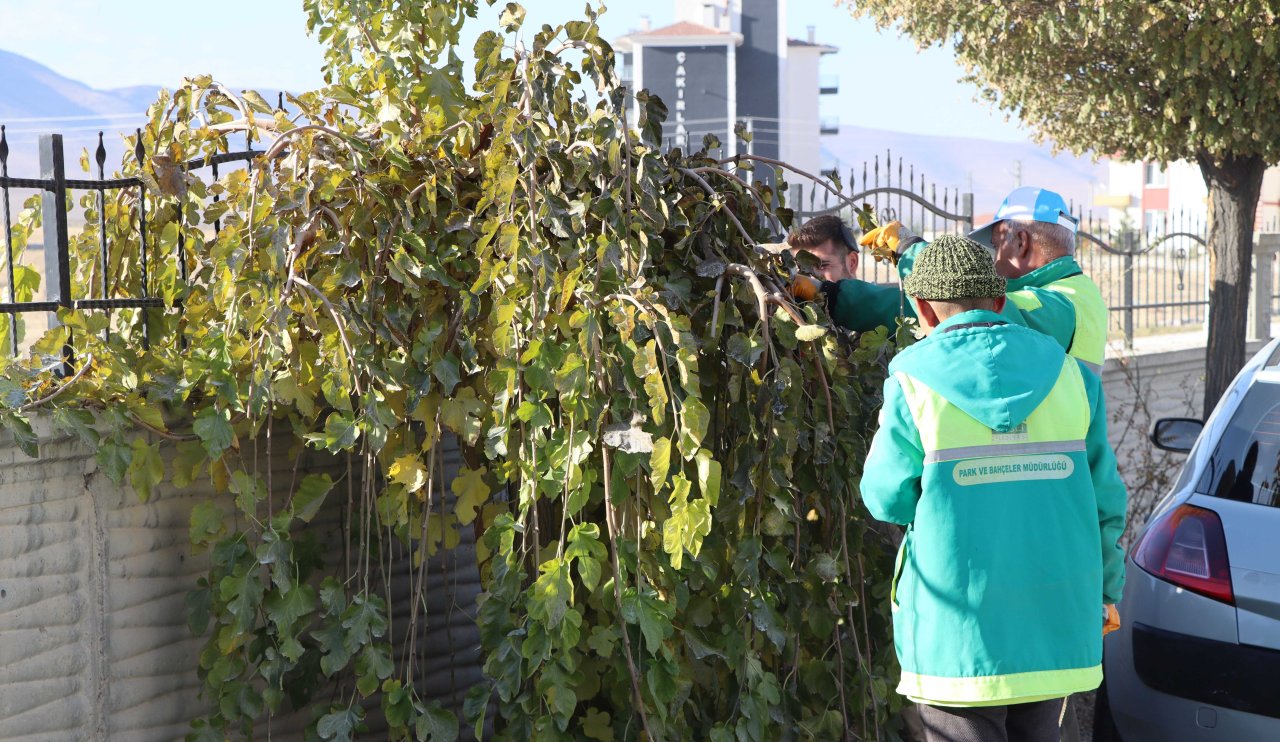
[788,274,823,302]
[857,220,916,253]
[1103,604,1121,636]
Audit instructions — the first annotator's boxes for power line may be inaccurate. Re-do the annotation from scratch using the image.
[1,112,146,124]
[1,124,138,135]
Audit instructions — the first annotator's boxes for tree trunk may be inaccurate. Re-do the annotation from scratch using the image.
[1197,152,1267,419]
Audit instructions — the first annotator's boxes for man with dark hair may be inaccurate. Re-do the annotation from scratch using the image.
[785,214,861,282]
[861,234,1126,742]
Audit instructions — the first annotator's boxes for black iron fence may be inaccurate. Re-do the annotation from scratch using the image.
[0,125,259,364]
[3,130,1267,359]
[1073,210,1209,348]
[789,150,974,285]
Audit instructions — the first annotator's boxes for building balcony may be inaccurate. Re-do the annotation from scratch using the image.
[819,74,839,95]
[1094,193,1137,209]
[820,116,840,135]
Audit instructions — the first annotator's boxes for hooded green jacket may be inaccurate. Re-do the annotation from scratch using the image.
[861,310,1127,707]
[828,241,1108,373]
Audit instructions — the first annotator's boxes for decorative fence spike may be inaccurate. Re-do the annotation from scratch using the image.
[95,132,106,174]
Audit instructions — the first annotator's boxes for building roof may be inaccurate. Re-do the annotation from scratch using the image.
[788,38,839,53]
[636,21,732,38]
[617,20,743,50]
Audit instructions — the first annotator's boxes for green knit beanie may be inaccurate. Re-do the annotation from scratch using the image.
[902,234,1007,300]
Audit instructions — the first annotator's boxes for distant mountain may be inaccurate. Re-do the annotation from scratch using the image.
[821,125,1107,222]
[0,49,160,175]
[0,49,289,178]
[0,49,156,121]
[104,85,169,113]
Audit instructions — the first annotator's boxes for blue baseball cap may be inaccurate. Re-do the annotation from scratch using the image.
[968,186,1080,248]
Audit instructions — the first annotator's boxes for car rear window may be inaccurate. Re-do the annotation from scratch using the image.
[1196,382,1280,507]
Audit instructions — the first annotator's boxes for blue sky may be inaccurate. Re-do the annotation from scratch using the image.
[0,0,1030,142]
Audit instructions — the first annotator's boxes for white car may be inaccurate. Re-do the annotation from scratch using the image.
[1094,338,1280,740]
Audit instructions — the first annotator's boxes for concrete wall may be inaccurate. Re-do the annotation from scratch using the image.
[1101,346,1204,464]
[0,419,482,741]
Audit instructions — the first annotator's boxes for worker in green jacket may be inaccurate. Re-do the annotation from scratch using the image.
[793,187,1108,374]
[860,235,1127,742]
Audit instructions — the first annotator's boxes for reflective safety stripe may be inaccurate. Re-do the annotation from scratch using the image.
[896,357,1090,453]
[898,665,1102,707]
[1008,291,1042,311]
[925,439,1086,464]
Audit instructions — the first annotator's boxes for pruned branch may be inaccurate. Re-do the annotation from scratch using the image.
[678,167,759,253]
[767,294,837,433]
[18,355,95,413]
[723,263,774,372]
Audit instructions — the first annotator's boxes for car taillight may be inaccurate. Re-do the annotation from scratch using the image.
[1133,504,1234,605]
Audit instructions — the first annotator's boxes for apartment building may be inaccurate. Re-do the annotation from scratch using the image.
[1097,159,1280,235]
[615,0,838,175]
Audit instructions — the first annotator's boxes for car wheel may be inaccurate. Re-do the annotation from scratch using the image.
[1092,679,1124,742]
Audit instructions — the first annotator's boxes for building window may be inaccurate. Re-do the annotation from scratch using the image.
[1144,209,1167,238]
[1144,162,1167,187]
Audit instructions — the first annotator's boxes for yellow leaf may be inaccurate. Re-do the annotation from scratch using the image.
[210,457,230,493]
[426,512,461,556]
[444,517,461,550]
[650,437,672,494]
[425,517,444,557]
[389,454,429,494]
[127,395,168,431]
[695,448,722,507]
[795,324,828,342]
[452,466,490,525]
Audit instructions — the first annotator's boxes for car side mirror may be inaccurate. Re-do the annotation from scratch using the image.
[1150,417,1203,453]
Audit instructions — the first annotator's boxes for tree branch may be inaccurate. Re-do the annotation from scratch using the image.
[262,124,362,167]
[290,276,365,396]
[678,167,758,251]
[18,356,95,413]
[723,263,773,372]
[691,166,784,234]
[718,154,844,205]
[767,294,837,433]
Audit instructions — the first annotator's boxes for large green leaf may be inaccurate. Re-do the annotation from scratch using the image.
[530,558,573,630]
[192,407,235,458]
[292,473,335,523]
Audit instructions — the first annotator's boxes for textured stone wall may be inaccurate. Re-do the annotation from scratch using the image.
[0,420,483,741]
[1101,346,1205,467]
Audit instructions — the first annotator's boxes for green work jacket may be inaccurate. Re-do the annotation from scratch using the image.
[860,310,1127,707]
[828,243,1108,373]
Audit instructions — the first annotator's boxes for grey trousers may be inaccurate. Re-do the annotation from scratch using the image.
[916,698,1066,742]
